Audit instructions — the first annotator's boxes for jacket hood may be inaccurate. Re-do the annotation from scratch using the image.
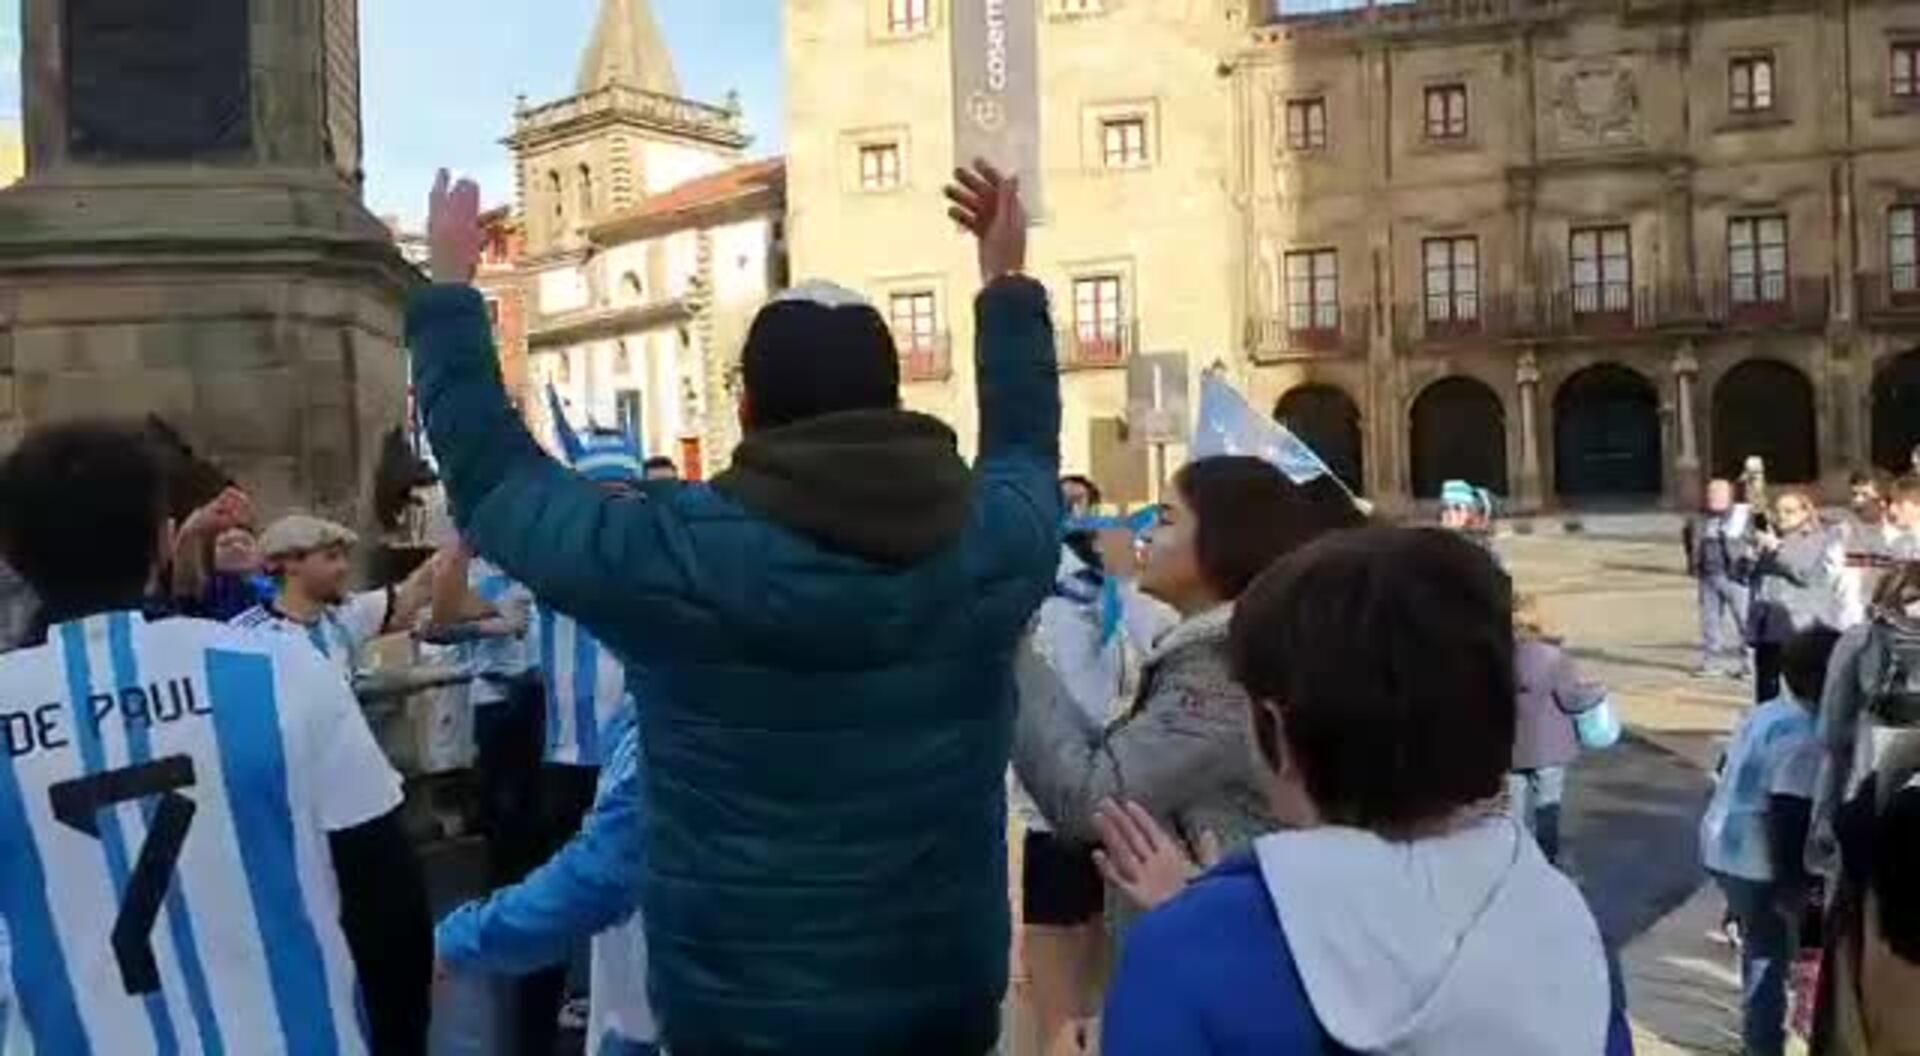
[713,409,973,566]
[1255,815,1612,1055]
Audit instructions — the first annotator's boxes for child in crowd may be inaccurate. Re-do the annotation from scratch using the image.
[1511,594,1610,865]
[1699,625,1840,1056]
[1099,527,1628,1055]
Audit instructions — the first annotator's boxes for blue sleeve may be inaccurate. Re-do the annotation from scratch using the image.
[1102,911,1213,1056]
[1104,862,1332,1056]
[406,285,694,656]
[969,277,1064,595]
[434,728,646,975]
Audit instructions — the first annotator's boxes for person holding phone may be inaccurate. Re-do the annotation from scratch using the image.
[1748,490,1837,703]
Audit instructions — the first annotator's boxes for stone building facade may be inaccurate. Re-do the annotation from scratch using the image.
[785,0,1245,503]
[475,208,532,415]
[787,0,1920,509]
[506,0,784,477]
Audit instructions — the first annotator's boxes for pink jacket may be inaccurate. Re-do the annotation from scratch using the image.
[1513,637,1605,771]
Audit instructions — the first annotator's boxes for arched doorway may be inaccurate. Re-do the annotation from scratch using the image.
[1554,365,1662,499]
[1712,359,1817,484]
[1409,377,1509,499]
[1873,351,1920,474]
[1275,385,1365,495]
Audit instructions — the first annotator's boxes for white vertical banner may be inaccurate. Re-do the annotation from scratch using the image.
[951,0,1044,215]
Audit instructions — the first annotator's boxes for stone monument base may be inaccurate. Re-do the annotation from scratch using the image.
[0,170,417,522]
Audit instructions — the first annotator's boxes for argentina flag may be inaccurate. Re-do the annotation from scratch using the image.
[546,382,587,464]
[1190,372,1336,487]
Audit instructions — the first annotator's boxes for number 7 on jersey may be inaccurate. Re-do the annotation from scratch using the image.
[48,755,199,995]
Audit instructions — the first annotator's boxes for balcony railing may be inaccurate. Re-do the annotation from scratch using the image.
[1658,277,1832,330]
[1856,272,1920,323]
[1246,306,1375,357]
[1059,321,1138,370]
[1392,278,1832,347]
[527,295,694,349]
[513,84,747,147]
[898,334,952,383]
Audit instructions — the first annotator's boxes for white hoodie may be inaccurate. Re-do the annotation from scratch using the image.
[1255,814,1613,1055]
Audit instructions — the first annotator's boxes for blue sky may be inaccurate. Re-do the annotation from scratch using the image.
[0,2,17,122]
[0,0,783,224]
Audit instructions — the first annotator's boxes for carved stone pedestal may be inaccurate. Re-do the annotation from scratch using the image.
[0,0,414,522]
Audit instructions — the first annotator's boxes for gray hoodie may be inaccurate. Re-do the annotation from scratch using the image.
[1256,814,1614,1055]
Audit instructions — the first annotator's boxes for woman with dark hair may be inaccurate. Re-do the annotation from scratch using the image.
[1011,456,1365,918]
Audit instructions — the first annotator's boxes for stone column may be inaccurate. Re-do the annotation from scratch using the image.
[1663,164,1699,320]
[0,0,413,524]
[1673,345,1703,505]
[1516,348,1544,510]
[1507,170,1539,302]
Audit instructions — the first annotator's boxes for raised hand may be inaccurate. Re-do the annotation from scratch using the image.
[944,159,1028,284]
[180,486,253,541]
[428,169,485,286]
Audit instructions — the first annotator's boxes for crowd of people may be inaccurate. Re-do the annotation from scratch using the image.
[1683,466,1920,1054]
[0,156,1908,1056]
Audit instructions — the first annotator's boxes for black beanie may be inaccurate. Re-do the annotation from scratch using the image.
[742,288,901,431]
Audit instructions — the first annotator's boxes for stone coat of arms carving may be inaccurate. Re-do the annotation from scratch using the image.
[1551,62,1642,148]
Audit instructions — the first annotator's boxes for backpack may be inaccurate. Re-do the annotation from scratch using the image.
[1864,614,1920,728]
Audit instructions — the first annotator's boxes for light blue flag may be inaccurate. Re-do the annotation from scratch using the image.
[1063,507,1161,537]
[546,383,586,465]
[1190,373,1336,487]
[1064,508,1161,644]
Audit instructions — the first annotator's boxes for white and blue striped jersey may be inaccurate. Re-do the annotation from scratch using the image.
[534,605,627,767]
[462,562,533,709]
[230,590,392,685]
[0,611,403,1055]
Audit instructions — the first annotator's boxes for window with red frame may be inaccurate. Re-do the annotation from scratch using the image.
[888,291,938,354]
[1425,84,1468,140]
[887,0,930,34]
[1073,276,1127,361]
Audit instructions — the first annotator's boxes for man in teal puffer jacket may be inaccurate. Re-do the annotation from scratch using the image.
[410,163,1059,1055]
